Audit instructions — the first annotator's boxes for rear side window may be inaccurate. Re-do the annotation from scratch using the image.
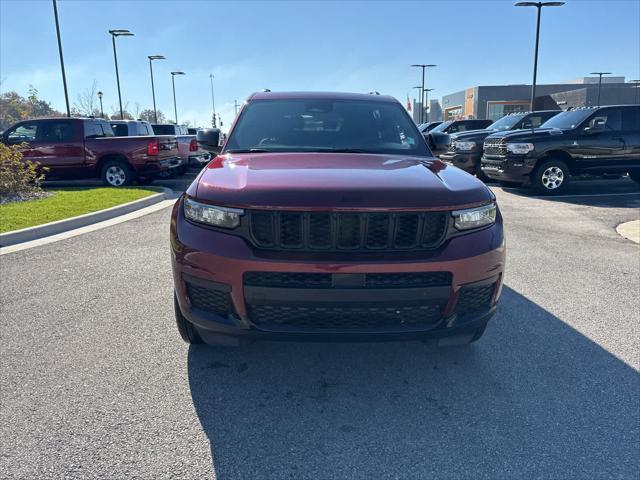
[139,124,152,135]
[111,123,129,137]
[38,120,75,142]
[621,108,640,131]
[152,125,175,135]
[6,123,39,144]
[85,121,114,138]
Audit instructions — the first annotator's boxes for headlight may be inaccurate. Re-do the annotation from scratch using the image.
[454,141,476,152]
[183,197,243,228]
[506,142,534,154]
[452,203,497,230]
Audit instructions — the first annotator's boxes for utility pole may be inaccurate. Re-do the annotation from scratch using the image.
[148,55,165,123]
[411,64,436,123]
[590,72,611,107]
[108,29,134,119]
[209,74,216,127]
[52,0,70,117]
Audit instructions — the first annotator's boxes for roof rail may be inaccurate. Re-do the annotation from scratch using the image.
[368,91,381,95]
[262,88,271,92]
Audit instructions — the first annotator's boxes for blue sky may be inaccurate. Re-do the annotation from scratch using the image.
[1,0,638,130]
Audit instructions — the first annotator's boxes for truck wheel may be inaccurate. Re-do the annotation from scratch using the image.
[532,159,570,195]
[174,292,203,344]
[101,160,133,187]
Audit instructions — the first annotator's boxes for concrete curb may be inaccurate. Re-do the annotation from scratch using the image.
[0,187,172,247]
[616,220,640,244]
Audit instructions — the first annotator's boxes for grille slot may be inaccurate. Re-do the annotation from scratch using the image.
[248,303,445,330]
[455,283,496,316]
[248,211,448,252]
[244,271,452,289]
[186,282,231,316]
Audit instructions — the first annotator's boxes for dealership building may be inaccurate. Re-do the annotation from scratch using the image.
[440,76,638,121]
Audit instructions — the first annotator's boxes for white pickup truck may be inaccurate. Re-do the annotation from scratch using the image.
[151,124,211,173]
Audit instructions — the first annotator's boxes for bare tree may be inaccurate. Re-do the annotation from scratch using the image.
[73,80,99,116]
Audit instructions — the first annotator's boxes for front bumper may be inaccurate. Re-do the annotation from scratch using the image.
[481,155,535,184]
[440,152,481,174]
[170,199,506,342]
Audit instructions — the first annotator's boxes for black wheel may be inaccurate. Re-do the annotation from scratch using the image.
[629,171,640,184]
[101,159,133,187]
[174,292,203,344]
[532,159,571,195]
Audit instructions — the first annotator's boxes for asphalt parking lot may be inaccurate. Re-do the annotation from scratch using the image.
[1,177,639,479]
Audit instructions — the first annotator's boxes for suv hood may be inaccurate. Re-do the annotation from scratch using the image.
[486,128,562,142]
[191,152,492,209]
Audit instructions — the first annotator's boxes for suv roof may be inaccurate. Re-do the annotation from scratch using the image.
[248,91,397,103]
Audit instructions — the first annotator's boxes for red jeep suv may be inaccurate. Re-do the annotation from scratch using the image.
[170,92,505,346]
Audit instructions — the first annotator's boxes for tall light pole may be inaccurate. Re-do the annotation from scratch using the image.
[234,100,240,115]
[148,55,165,124]
[209,74,217,127]
[170,71,185,124]
[97,91,104,118]
[108,29,134,120]
[411,64,436,123]
[412,86,423,122]
[515,2,565,111]
[52,0,70,117]
[424,88,435,122]
[590,72,612,107]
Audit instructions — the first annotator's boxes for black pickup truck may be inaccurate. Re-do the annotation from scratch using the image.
[481,105,640,194]
[440,111,560,181]
[427,119,494,155]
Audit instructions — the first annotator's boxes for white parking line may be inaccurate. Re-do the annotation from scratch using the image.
[0,199,176,256]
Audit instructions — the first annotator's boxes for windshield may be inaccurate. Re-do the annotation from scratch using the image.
[540,110,593,129]
[488,115,524,131]
[429,121,453,133]
[224,98,431,156]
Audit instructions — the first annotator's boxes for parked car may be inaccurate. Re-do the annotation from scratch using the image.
[171,91,505,347]
[440,110,560,181]
[1,117,180,186]
[110,120,155,137]
[418,121,442,133]
[426,119,494,155]
[152,124,210,174]
[481,105,640,194]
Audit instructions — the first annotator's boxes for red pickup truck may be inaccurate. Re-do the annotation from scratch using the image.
[1,117,180,186]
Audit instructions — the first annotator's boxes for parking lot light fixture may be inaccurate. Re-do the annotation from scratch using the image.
[424,88,435,122]
[209,74,217,127]
[97,91,104,118]
[631,80,640,105]
[515,2,565,111]
[52,0,70,117]
[589,72,612,107]
[171,71,186,124]
[148,55,165,124]
[411,64,437,123]
[108,29,134,120]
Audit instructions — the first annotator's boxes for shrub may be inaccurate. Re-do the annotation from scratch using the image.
[0,142,48,202]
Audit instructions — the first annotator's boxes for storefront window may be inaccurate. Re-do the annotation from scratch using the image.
[486,102,529,121]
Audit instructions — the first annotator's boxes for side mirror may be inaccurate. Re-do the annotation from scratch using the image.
[426,132,450,156]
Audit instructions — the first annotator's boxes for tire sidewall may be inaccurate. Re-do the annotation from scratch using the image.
[533,159,570,195]
[101,160,133,187]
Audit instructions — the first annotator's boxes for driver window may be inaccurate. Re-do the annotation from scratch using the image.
[590,110,622,131]
[7,123,38,144]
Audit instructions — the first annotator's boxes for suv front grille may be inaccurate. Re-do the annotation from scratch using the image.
[483,138,507,156]
[247,211,448,252]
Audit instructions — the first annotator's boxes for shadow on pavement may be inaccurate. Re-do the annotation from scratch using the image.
[499,177,640,208]
[187,286,639,479]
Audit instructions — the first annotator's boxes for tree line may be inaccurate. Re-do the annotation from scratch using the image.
[0,81,169,131]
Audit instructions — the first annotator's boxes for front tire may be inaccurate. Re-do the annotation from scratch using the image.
[174,292,203,344]
[101,160,133,187]
[532,159,570,195]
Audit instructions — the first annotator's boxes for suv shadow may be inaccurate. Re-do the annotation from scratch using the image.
[187,286,638,479]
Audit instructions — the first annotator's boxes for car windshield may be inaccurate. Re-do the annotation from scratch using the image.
[540,110,593,129]
[429,121,453,133]
[224,98,431,156]
[488,115,524,131]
